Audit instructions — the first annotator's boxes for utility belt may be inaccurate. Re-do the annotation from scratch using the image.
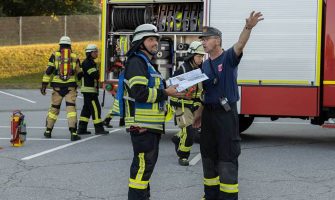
[204,102,236,112]
[170,100,193,109]
[170,99,201,111]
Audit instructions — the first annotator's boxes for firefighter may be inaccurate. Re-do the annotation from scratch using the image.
[102,106,116,128]
[124,24,185,200]
[77,44,109,135]
[170,41,206,166]
[102,96,125,128]
[193,12,263,200]
[40,36,82,141]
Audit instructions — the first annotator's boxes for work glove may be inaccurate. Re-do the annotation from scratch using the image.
[40,83,47,95]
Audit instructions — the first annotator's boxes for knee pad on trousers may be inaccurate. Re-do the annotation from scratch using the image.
[202,157,218,178]
[66,101,76,107]
[218,161,238,184]
[51,104,61,109]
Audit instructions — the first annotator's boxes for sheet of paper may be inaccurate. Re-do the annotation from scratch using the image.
[167,68,209,92]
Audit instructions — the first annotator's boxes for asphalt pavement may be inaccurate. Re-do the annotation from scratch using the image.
[1,89,335,200]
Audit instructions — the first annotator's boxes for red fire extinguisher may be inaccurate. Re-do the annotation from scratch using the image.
[10,110,27,147]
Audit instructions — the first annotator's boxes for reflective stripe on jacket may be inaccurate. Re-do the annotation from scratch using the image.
[124,53,166,131]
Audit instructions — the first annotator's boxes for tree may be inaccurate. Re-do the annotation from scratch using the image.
[0,0,100,16]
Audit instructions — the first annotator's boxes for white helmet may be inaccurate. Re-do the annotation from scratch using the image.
[187,41,206,55]
[85,44,98,53]
[132,24,160,44]
[59,36,71,45]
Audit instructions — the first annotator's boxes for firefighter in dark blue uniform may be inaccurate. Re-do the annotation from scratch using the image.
[124,24,185,200]
[193,12,264,200]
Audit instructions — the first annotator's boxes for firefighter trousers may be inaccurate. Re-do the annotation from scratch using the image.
[200,103,240,200]
[177,125,195,159]
[46,87,77,129]
[78,93,104,131]
[175,107,195,159]
[128,131,161,200]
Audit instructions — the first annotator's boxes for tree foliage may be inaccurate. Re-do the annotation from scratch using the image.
[0,0,101,16]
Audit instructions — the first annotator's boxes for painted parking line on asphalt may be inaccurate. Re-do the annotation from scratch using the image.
[0,90,36,103]
[189,153,201,166]
[21,128,121,161]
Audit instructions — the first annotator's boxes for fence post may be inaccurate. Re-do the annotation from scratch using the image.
[19,16,22,45]
[99,14,101,40]
[64,15,67,36]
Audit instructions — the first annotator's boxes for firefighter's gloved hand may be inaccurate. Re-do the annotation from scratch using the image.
[40,83,47,95]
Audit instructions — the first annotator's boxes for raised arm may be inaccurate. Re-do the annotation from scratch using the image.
[234,11,264,57]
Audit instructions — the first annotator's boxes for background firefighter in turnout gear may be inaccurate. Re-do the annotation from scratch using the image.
[124,24,185,200]
[40,36,82,141]
[170,41,206,166]
[77,44,109,135]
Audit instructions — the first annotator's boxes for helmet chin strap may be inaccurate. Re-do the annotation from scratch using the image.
[140,44,156,56]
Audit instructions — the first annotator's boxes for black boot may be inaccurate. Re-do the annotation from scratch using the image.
[95,124,109,135]
[44,128,52,138]
[119,117,125,127]
[77,121,91,135]
[178,158,190,166]
[69,128,81,141]
[103,117,113,128]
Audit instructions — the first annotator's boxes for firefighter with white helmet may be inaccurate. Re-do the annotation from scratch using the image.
[41,36,83,141]
[124,23,185,199]
[170,41,206,166]
[77,44,109,135]
[59,36,71,45]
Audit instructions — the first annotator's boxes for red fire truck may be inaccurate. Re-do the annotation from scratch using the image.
[100,0,335,133]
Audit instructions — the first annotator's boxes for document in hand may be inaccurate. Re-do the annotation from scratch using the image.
[166,68,209,92]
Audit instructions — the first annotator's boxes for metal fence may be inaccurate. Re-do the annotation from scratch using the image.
[0,15,101,46]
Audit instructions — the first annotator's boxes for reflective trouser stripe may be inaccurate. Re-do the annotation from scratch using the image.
[129,153,148,190]
[80,116,89,122]
[220,183,239,193]
[135,153,145,180]
[48,112,58,120]
[67,112,76,118]
[81,86,97,93]
[128,178,149,190]
[91,100,102,124]
[204,176,220,186]
[179,128,191,152]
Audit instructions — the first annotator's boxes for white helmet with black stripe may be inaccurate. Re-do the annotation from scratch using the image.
[85,44,98,53]
[132,24,160,44]
[187,41,206,55]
